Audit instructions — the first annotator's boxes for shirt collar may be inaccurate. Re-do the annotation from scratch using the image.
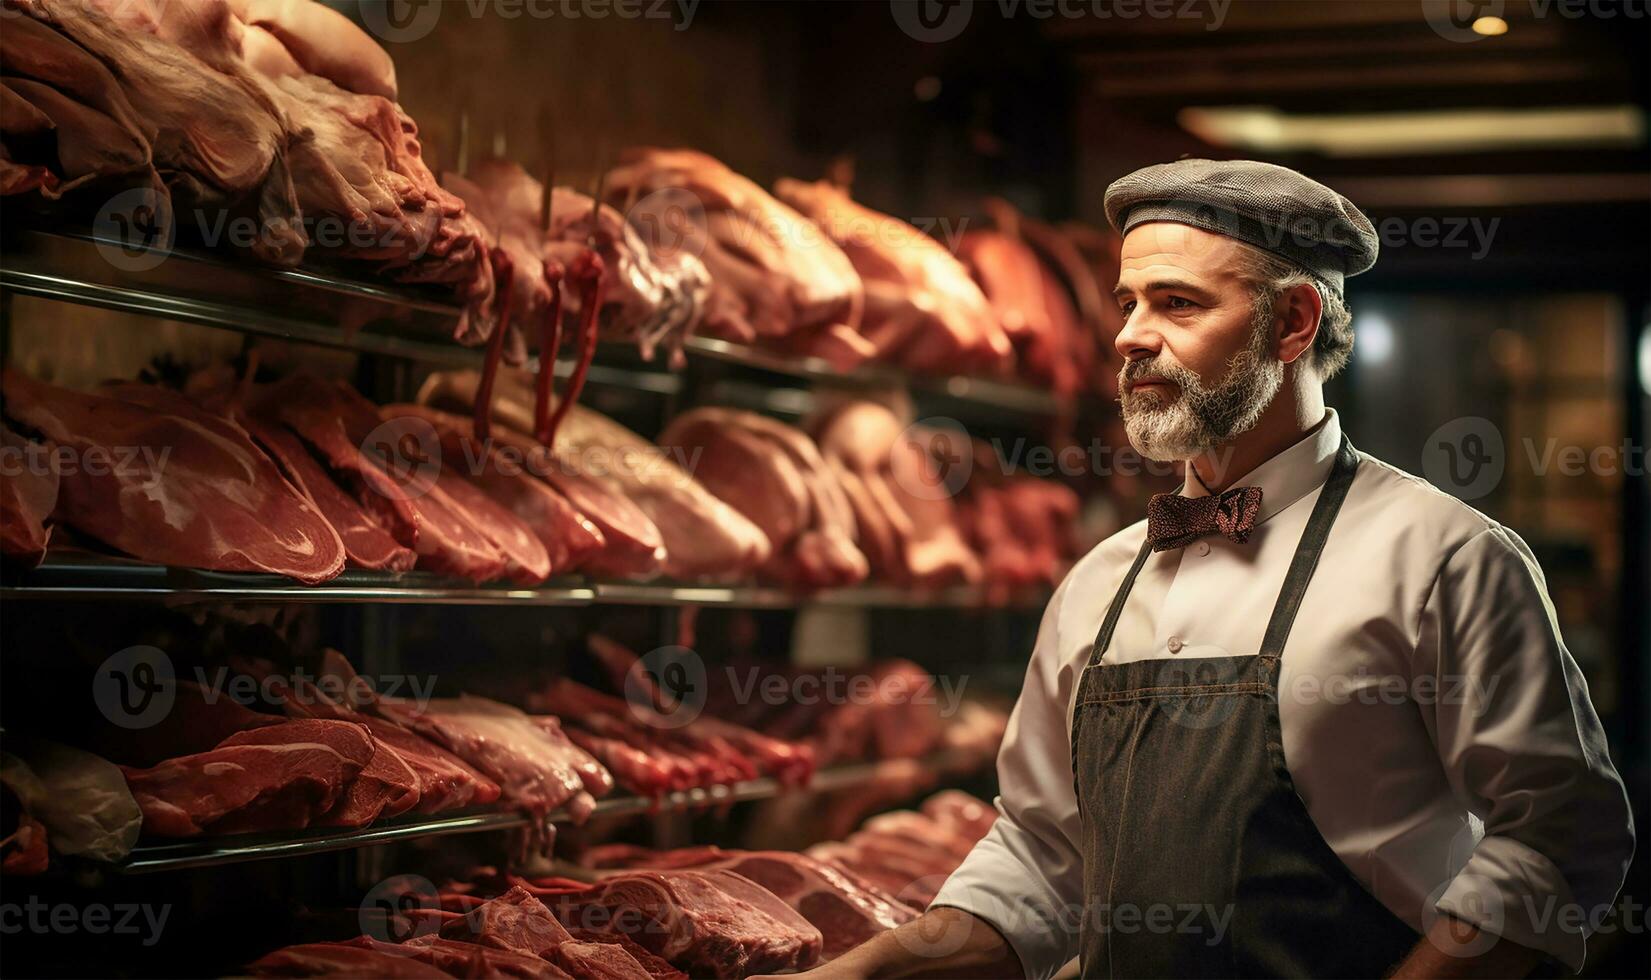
[1180,408,1341,525]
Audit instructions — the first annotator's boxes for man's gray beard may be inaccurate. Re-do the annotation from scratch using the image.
[1120,314,1284,461]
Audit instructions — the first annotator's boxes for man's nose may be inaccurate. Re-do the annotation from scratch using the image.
[1114,313,1161,361]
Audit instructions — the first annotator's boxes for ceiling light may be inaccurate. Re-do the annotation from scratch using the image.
[1472,15,1509,35]
[1178,105,1644,157]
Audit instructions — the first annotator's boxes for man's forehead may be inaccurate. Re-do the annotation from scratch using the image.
[1118,222,1246,282]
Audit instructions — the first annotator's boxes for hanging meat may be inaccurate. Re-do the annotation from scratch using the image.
[774,178,1013,378]
[602,147,871,369]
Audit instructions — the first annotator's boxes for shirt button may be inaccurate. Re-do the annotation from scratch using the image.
[1196,541,1211,556]
[1167,636,1184,654]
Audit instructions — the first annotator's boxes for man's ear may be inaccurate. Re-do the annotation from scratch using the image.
[1275,282,1323,365]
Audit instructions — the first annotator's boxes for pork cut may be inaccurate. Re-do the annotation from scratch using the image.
[380,404,606,576]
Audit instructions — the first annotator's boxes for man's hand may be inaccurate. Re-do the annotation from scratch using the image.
[755,907,1025,980]
[1388,912,1546,979]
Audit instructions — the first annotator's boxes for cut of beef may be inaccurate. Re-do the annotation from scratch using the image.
[566,930,688,980]
[119,718,373,837]
[398,934,568,979]
[382,404,606,576]
[546,940,655,980]
[419,368,770,582]
[1,371,345,582]
[581,848,917,961]
[375,695,609,830]
[438,885,573,955]
[530,870,823,978]
[240,414,416,573]
[258,376,511,582]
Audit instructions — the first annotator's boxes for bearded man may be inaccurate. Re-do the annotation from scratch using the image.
[778,161,1634,979]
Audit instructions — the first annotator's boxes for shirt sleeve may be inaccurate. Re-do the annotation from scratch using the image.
[1417,526,1635,973]
[931,574,1086,980]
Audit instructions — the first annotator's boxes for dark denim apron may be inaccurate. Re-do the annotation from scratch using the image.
[1071,436,1420,978]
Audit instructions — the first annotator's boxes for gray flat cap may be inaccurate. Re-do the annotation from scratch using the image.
[1103,159,1378,294]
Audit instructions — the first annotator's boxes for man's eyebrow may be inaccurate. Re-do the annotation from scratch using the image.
[1113,279,1217,300]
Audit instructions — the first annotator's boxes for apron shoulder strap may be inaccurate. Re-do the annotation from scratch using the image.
[1258,434,1360,660]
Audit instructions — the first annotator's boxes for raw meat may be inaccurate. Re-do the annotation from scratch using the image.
[581,847,918,961]
[227,0,398,100]
[239,414,416,572]
[547,940,655,980]
[119,718,374,836]
[775,178,1013,376]
[566,930,687,980]
[1,370,345,582]
[530,870,823,977]
[16,0,304,264]
[262,649,503,815]
[658,408,868,589]
[812,401,980,588]
[603,148,862,354]
[544,184,709,364]
[380,404,605,576]
[439,885,572,955]
[257,375,511,582]
[374,695,609,832]
[420,368,769,582]
[0,13,162,201]
[0,420,60,566]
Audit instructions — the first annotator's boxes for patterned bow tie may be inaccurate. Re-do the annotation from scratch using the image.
[1146,485,1264,552]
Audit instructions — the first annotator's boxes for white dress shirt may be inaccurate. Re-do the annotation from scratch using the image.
[932,409,1633,976]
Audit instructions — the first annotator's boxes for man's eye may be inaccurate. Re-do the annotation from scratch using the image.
[1119,301,1136,317]
[1167,296,1196,310]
